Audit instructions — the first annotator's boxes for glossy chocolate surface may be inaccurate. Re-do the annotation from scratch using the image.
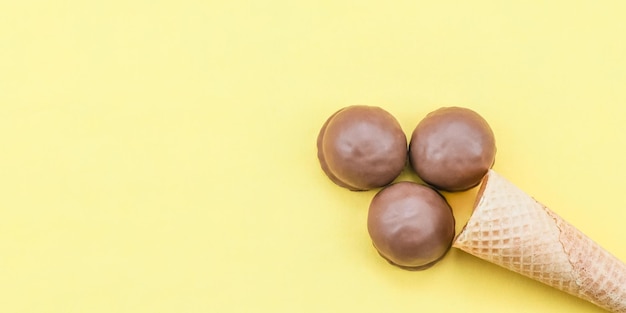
[409,107,496,192]
[317,105,407,191]
[367,182,455,270]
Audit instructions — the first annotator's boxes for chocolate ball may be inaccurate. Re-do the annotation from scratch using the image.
[409,107,496,192]
[367,182,455,270]
[317,105,407,191]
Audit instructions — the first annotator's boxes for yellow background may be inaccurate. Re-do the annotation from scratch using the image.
[2,1,626,312]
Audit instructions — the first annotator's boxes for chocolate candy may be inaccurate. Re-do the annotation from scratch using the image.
[317,105,407,191]
[409,107,496,192]
[367,182,455,270]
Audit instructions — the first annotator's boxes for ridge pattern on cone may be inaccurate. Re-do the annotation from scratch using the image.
[454,170,626,313]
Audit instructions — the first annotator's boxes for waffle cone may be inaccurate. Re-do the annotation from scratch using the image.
[453,170,626,312]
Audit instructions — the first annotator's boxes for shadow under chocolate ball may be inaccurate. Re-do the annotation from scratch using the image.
[367,182,455,270]
[409,107,496,192]
[317,105,407,191]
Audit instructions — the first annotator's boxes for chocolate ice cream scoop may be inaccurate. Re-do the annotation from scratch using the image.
[409,107,496,192]
[317,105,407,191]
[367,182,455,270]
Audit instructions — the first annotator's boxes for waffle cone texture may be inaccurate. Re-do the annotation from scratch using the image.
[453,170,626,312]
